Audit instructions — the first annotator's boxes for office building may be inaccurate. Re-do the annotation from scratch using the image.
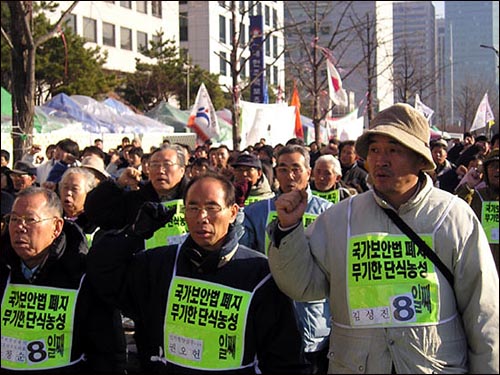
[179,1,285,95]
[445,1,499,129]
[393,1,436,114]
[45,1,179,74]
[284,1,393,119]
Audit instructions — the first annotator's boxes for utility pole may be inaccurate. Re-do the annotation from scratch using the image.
[450,22,454,128]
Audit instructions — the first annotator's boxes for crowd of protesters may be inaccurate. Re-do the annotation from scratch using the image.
[0,105,498,374]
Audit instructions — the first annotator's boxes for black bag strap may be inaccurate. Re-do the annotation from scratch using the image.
[382,208,454,287]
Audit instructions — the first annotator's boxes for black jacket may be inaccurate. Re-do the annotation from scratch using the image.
[84,177,190,230]
[341,162,370,193]
[87,225,309,374]
[0,221,126,374]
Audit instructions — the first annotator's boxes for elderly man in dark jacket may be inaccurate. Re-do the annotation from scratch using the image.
[0,187,126,373]
[85,144,190,247]
[87,172,309,374]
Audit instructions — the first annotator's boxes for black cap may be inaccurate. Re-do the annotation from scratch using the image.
[231,153,262,169]
[10,161,37,176]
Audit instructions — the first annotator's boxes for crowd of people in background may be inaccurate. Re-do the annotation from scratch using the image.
[0,104,498,374]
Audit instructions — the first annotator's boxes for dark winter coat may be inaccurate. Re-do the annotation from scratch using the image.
[87,225,309,374]
[0,221,126,374]
[84,177,189,230]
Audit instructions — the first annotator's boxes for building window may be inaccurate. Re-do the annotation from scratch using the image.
[136,1,147,13]
[240,27,246,47]
[273,65,278,86]
[219,15,226,44]
[103,22,115,46]
[220,52,227,76]
[180,12,188,42]
[218,1,225,8]
[265,38,270,56]
[180,48,189,61]
[273,35,278,58]
[257,2,262,15]
[152,1,162,17]
[120,27,132,50]
[239,1,245,14]
[265,5,270,26]
[240,59,246,79]
[137,31,148,51]
[152,34,162,53]
[249,1,254,16]
[63,13,77,33]
[272,8,277,28]
[83,17,97,43]
[120,1,131,9]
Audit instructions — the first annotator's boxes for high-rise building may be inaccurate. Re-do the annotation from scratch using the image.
[45,1,179,73]
[179,1,285,96]
[284,1,393,120]
[436,18,447,127]
[392,1,436,114]
[445,1,499,129]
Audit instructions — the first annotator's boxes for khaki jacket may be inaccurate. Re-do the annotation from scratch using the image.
[269,174,499,373]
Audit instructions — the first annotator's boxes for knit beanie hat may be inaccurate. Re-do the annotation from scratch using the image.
[356,103,436,172]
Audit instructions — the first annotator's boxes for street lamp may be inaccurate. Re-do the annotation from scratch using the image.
[480,44,499,56]
[480,44,499,69]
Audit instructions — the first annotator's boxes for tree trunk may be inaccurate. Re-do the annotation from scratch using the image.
[9,2,35,163]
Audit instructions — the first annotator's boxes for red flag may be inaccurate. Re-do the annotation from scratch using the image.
[290,83,304,139]
[325,57,347,107]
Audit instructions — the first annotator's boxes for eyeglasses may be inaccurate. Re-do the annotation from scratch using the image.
[184,204,227,217]
[149,160,179,170]
[276,166,305,175]
[6,214,56,227]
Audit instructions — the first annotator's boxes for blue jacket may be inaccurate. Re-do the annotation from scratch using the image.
[240,188,333,353]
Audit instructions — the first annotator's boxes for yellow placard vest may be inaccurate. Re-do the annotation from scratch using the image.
[480,200,499,244]
[1,276,84,370]
[244,195,267,206]
[347,233,440,327]
[311,189,340,204]
[145,199,189,250]
[265,210,318,256]
[162,246,258,371]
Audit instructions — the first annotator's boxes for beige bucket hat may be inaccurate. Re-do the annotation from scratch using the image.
[81,155,110,181]
[355,103,436,172]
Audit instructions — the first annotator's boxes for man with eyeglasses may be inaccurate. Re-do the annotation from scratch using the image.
[84,144,190,246]
[239,144,333,375]
[87,172,309,373]
[0,186,127,373]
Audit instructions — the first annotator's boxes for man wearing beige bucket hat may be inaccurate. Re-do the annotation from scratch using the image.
[266,103,499,373]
